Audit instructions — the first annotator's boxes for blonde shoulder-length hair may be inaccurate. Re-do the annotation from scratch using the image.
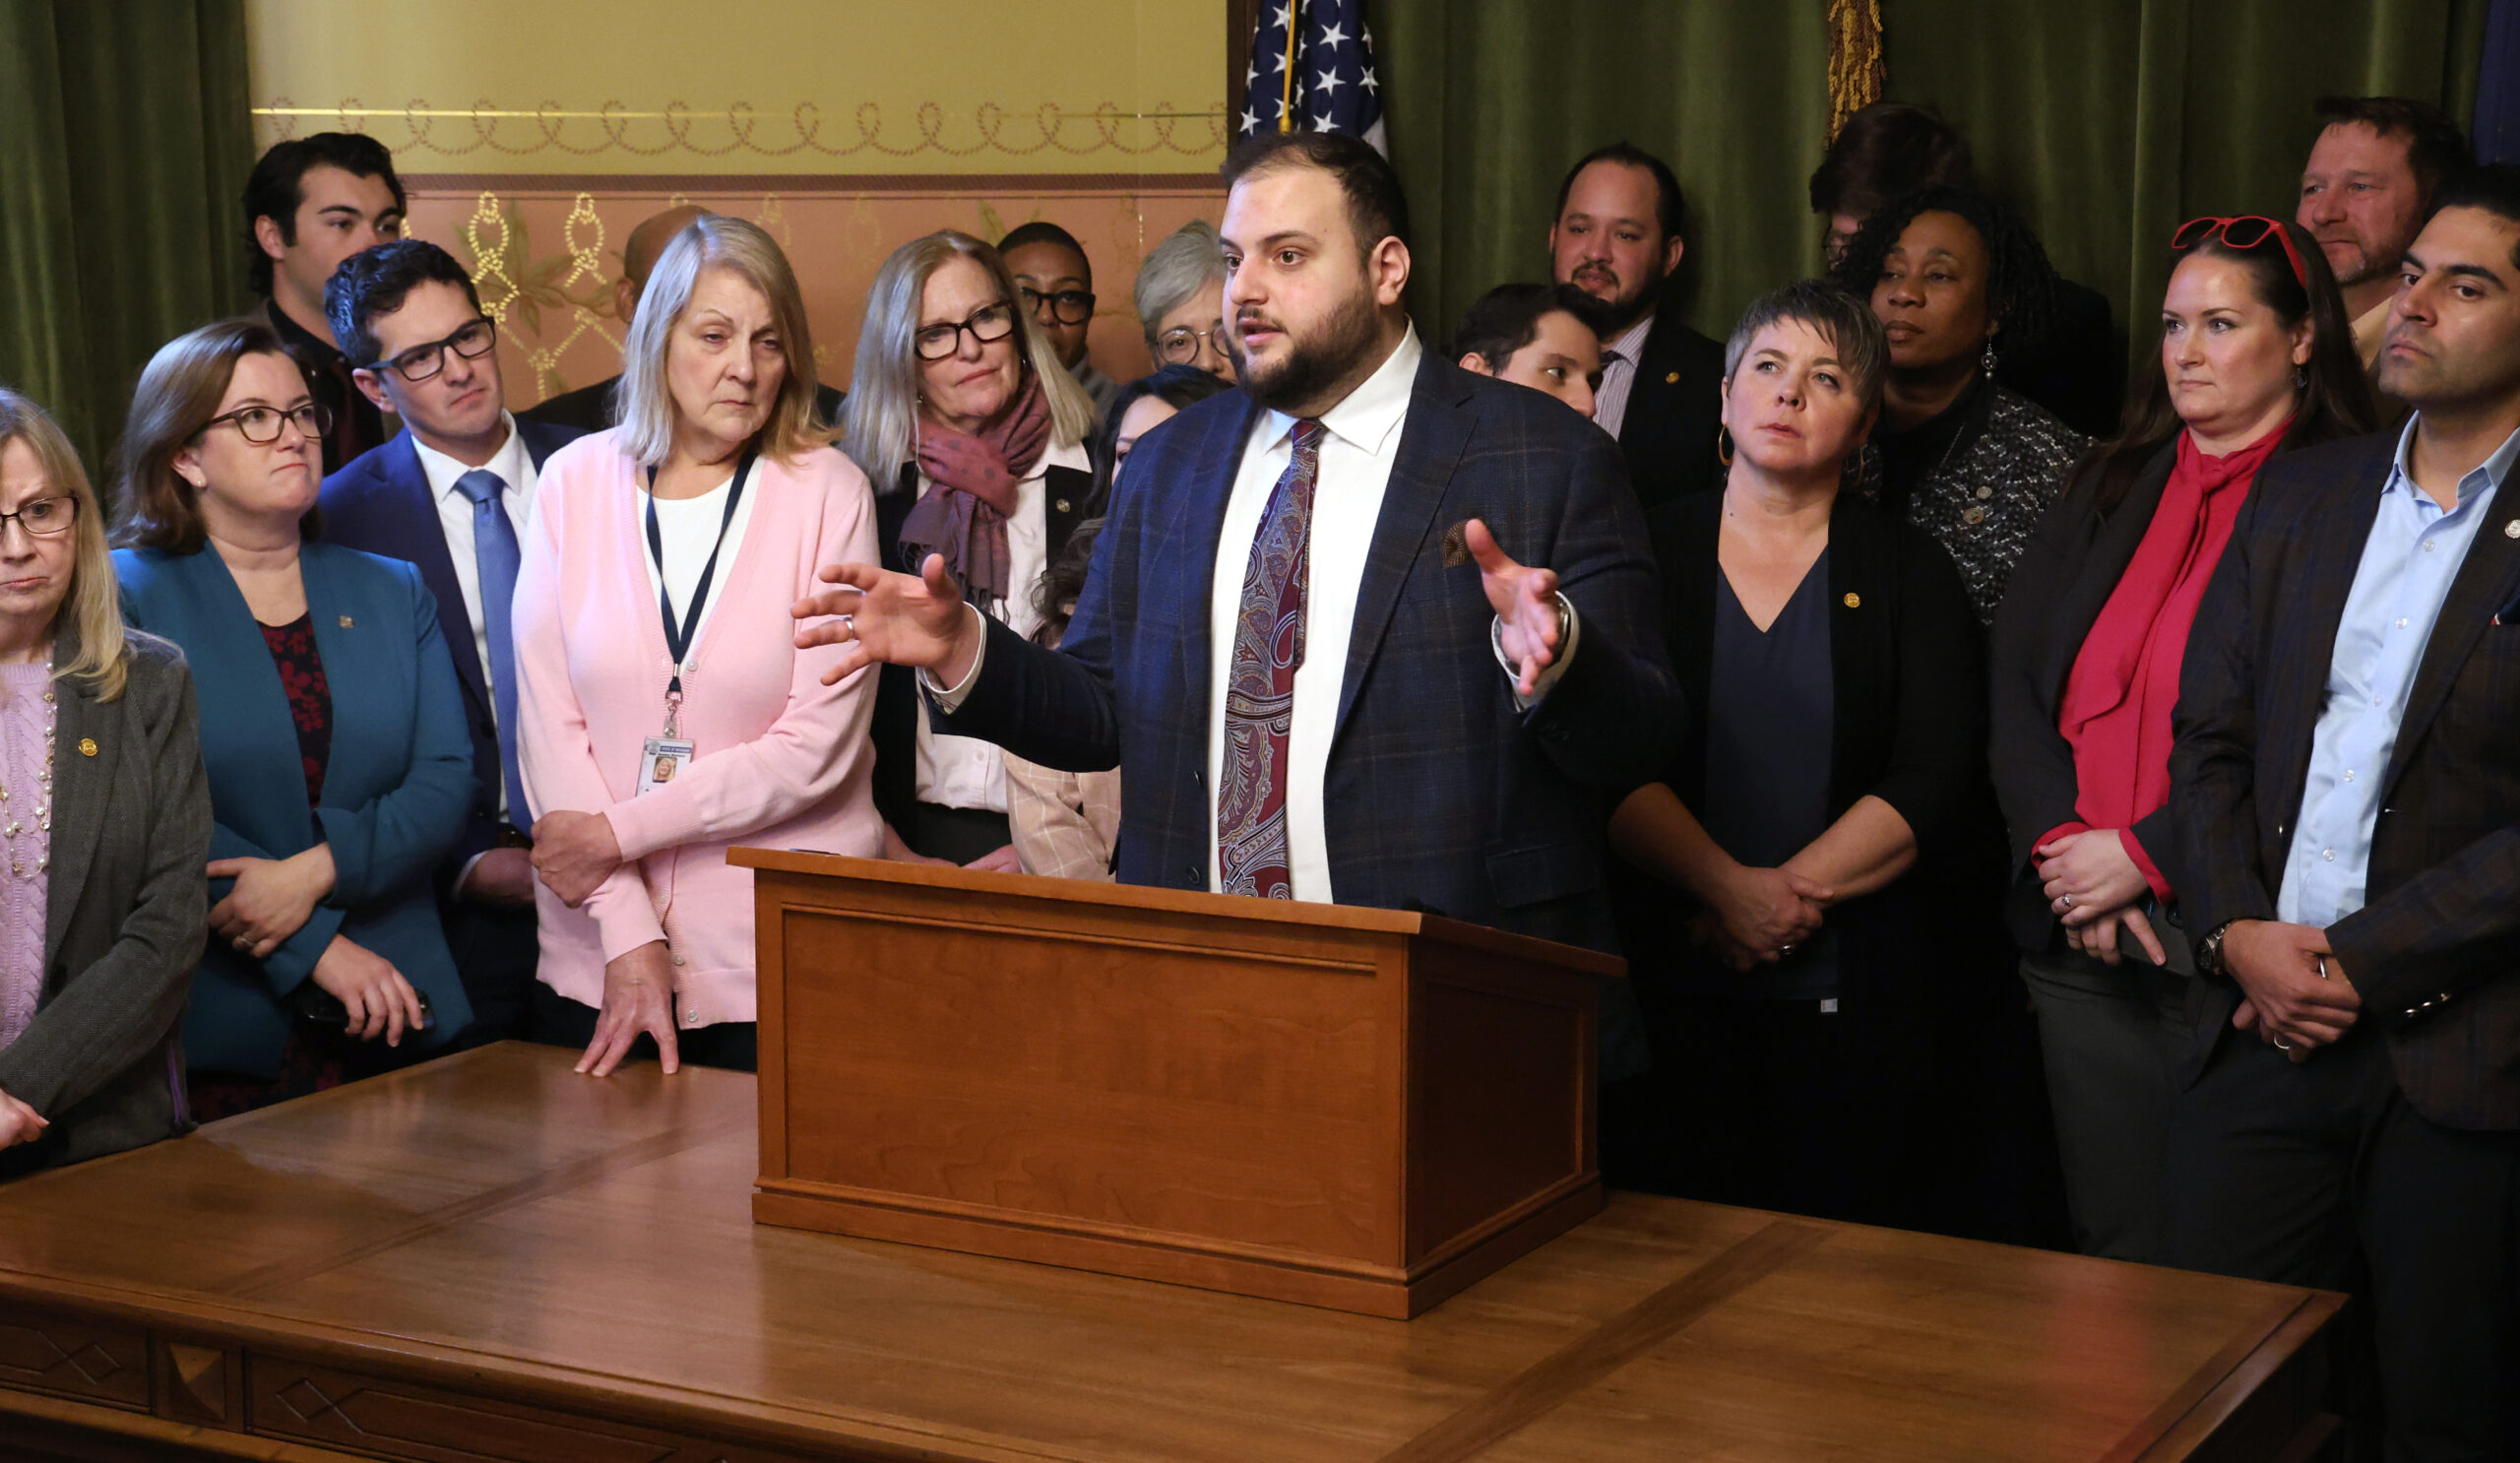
[840,230,1093,493]
[0,388,128,700]
[615,215,833,467]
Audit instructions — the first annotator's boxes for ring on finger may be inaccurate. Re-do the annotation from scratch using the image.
[2058,894,2074,912]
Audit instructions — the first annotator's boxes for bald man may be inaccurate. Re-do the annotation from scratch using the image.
[524,205,844,431]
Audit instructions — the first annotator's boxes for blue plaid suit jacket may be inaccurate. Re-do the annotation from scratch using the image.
[937,348,1680,957]
[2171,430,2520,1129]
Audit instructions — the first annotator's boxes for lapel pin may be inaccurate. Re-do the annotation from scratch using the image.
[1843,593,1862,609]
[338,615,354,628]
[1664,370,1680,384]
[77,738,96,757]
[2504,520,2519,539]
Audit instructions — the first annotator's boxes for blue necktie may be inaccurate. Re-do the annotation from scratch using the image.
[453,469,527,829]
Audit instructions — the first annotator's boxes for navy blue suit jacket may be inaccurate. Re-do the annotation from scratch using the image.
[320,418,582,866]
[938,347,1680,958]
[115,543,476,1077]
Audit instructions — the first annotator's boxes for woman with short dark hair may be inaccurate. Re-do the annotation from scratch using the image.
[1989,216,2376,1261]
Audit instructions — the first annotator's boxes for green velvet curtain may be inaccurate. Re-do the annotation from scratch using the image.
[0,0,253,474]
[1379,0,2488,376]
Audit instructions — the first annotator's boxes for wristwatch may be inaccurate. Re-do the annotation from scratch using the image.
[2193,919,2242,978]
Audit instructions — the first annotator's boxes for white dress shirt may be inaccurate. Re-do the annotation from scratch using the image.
[410,413,537,818]
[914,437,1089,814]
[1590,311,1657,440]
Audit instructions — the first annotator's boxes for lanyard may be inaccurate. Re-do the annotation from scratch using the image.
[645,445,758,725]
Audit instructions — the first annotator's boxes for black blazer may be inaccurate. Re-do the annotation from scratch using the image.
[867,457,1096,836]
[1616,309,1729,510]
[1621,490,2006,1015]
[1987,441,2180,952]
[317,417,584,866]
[2172,430,2520,1129]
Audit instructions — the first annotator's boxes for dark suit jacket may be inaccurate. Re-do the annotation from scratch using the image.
[868,457,1096,837]
[524,375,844,434]
[0,625,210,1177]
[1987,441,2180,952]
[1615,309,1729,511]
[2171,430,2520,1129]
[319,417,583,864]
[115,542,477,1078]
[934,348,1680,958]
[1620,491,2007,1016]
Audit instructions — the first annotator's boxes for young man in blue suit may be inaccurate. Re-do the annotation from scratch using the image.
[319,240,583,1046]
[799,130,1679,1087]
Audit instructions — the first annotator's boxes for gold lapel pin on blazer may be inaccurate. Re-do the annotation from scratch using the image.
[78,737,96,757]
[1843,593,1861,609]
[2503,520,2519,539]
[1664,370,1679,384]
[339,615,354,628]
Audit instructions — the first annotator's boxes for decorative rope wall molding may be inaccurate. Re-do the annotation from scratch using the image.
[1826,0,1886,142]
[252,100,1231,161]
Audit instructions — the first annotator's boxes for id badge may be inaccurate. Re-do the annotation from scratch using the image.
[637,736,695,796]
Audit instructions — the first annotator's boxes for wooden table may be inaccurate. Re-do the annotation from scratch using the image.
[0,1044,2341,1463]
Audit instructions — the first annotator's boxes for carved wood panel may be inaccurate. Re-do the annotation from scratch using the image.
[0,1308,151,1411]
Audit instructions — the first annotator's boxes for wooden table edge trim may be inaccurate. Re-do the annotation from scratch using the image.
[1373,1218,1835,1463]
[2105,1288,2350,1463]
[0,1272,1084,1463]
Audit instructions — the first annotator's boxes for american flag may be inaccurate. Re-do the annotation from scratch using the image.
[1237,0,1385,154]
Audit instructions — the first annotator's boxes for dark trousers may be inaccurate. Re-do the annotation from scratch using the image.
[443,899,540,1050]
[2161,1025,2520,1461]
[2020,948,2191,1261]
[529,983,758,1073]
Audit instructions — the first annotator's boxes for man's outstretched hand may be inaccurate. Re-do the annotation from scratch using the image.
[793,552,981,687]
[1466,518,1564,698]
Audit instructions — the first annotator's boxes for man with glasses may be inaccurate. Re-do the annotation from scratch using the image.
[315,240,584,1048]
[998,222,1119,420]
[528,206,844,432]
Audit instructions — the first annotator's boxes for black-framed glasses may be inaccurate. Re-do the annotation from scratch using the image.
[914,302,1017,361]
[1157,324,1226,364]
[200,402,333,446]
[0,495,77,541]
[373,317,498,383]
[1018,286,1096,327]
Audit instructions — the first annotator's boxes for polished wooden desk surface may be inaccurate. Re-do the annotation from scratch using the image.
[0,1044,2339,1463]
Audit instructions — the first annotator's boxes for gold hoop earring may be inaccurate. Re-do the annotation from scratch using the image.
[1718,425,1735,467]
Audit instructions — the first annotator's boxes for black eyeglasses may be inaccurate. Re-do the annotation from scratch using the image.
[1018,286,1096,327]
[0,495,77,541]
[200,403,333,446]
[914,303,1018,361]
[372,317,498,383]
[1157,324,1227,364]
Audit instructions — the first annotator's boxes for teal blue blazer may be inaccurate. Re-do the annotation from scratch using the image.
[115,542,476,1077]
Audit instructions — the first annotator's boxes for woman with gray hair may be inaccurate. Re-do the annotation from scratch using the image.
[1606,280,2010,1230]
[1132,220,1234,382]
[515,214,882,1077]
[839,230,1095,869]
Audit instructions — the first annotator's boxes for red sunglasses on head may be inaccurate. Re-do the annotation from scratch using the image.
[2172,216,2310,288]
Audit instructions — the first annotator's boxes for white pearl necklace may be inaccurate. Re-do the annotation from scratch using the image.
[0,662,56,879]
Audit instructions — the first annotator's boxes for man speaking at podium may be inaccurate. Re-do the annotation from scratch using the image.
[794,131,1677,1070]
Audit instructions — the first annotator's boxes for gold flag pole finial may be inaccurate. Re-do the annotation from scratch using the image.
[1826,0,1886,142]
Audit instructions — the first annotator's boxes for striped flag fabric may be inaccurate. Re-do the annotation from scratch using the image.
[1237,0,1386,154]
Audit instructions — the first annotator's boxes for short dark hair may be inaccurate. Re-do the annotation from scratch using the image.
[1449,283,1597,370]
[1808,101,1976,219]
[242,133,407,296]
[2312,95,2474,204]
[1552,142,1685,245]
[1222,130,1411,254]
[2426,163,2520,269]
[997,221,1089,263]
[324,239,484,369]
[1829,185,2066,357]
[1722,279,1892,412]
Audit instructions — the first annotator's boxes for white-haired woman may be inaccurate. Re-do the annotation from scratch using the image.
[839,229,1096,868]
[516,214,881,1077]
[1132,220,1234,382]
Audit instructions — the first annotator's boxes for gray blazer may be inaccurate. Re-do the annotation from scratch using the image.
[0,622,211,1177]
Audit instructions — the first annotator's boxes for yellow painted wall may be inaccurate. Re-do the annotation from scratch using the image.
[245,0,1228,175]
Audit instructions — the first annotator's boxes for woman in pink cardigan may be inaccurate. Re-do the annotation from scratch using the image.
[518,216,879,1076]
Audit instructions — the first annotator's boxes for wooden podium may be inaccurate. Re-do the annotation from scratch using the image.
[731,851,1621,1318]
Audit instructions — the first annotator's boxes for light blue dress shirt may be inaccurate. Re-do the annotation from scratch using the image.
[2278,416,2520,928]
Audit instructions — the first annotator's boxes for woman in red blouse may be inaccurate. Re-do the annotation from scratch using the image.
[1989,218,2377,1261]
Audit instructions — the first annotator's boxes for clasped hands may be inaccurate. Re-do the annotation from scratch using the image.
[1689,862,1835,973]
[2222,920,2359,1064]
[788,519,1572,697]
[2036,829,2167,967]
